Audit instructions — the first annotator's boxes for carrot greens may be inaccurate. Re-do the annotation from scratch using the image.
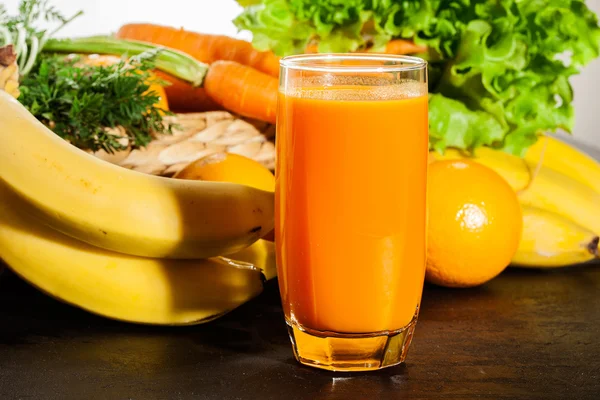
[2,0,206,153]
[18,51,172,153]
[0,0,82,75]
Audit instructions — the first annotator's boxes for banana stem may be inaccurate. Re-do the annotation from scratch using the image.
[43,37,208,87]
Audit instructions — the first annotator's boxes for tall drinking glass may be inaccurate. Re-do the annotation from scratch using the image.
[275,54,429,372]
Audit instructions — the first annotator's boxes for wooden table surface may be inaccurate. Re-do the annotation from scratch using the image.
[1,264,599,400]
[1,139,599,400]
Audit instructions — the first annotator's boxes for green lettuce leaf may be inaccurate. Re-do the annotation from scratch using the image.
[234,1,316,55]
[234,0,600,156]
[236,0,263,5]
[429,93,505,152]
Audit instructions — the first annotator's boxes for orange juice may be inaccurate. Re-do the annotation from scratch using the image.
[275,83,429,334]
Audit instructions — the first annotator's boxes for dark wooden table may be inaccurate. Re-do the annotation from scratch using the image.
[1,264,599,400]
[1,138,600,400]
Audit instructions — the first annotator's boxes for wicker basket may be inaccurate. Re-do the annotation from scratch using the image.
[91,111,276,176]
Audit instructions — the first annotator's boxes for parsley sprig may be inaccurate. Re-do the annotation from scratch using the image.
[18,51,173,153]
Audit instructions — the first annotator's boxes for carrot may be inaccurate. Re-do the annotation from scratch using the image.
[204,61,278,124]
[305,38,426,55]
[304,42,319,54]
[152,69,221,113]
[116,23,281,77]
[382,39,427,55]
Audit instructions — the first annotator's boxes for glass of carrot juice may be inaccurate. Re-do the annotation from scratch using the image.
[275,54,429,372]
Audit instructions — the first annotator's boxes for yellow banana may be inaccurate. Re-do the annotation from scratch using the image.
[0,182,276,325]
[524,135,600,195]
[0,90,274,259]
[432,147,600,234]
[512,205,599,268]
[231,238,277,281]
[431,147,532,190]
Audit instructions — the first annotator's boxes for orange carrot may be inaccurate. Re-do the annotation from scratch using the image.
[116,23,281,77]
[382,39,427,55]
[153,69,221,113]
[304,42,319,54]
[204,61,278,124]
[305,39,427,55]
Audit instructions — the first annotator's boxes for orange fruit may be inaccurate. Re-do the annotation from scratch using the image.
[145,77,170,112]
[174,152,275,192]
[426,159,522,288]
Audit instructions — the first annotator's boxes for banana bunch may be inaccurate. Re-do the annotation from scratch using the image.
[432,136,600,268]
[0,45,20,98]
[0,90,276,324]
[0,91,274,258]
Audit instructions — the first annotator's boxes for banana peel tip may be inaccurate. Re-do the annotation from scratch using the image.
[587,236,599,257]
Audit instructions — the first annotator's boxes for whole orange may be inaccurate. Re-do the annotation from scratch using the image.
[426,159,522,288]
[174,152,275,192]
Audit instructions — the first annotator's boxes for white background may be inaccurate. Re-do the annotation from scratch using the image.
[3,0,599,146]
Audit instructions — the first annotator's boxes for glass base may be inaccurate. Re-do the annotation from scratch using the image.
[286,314,418,372]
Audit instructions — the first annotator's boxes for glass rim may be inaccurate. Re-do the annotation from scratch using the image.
[279,53,427,73]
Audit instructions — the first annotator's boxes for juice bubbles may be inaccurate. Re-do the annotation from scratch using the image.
[276,80,429,334]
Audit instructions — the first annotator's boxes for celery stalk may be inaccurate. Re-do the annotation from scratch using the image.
[43,36,208,86]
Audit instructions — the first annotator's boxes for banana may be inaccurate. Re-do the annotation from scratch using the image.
[524,135,600,195]
[0,45,20,98]
[512,205,599,268]
[0,90,274,259]
[0,182,275,325]
[430,147,532,191]
[231,238,277,281]
[432,147,600,235]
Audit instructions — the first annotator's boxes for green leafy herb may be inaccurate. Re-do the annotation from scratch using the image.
[0,0,82,75]
[234,0,600,156]
[2,1,206,155]
[18,51,173,153]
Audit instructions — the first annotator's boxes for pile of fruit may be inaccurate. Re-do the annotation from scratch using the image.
[1,0,600,326]
[427,143,600,287]
[0,86,278,325]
